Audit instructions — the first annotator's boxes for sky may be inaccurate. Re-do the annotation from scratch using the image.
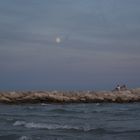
[0,0,140,90]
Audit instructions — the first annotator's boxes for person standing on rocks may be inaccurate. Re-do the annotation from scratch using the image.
[120,85,127,91]
[116,85,121,91]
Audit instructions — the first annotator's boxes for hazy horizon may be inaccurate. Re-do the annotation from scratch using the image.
[0,0,140,90]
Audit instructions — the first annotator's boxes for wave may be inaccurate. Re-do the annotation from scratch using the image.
[13,121,107,133]
[18,136,32,140]
[13,120,140,135]
[0,135,32,140]
[0,134,19,140]
[13,120,80,130]
[48,108,82,114]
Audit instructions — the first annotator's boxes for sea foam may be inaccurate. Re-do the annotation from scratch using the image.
[13,120,98,132]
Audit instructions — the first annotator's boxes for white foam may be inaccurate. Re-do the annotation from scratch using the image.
[13,121,26,126]
[13,121,94,131]
[25,123,80,130]
[95,103,100,106]
[41,103,47,106]
[14,121,80,130]
[18,136,31,140]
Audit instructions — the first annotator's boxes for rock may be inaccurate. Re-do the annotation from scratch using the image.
[0,88,140,104]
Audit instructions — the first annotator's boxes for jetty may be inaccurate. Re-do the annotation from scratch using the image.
[0,88,140,104]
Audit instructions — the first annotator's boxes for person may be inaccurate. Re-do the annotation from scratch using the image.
[120,84,127,90]
[115,85,121,91]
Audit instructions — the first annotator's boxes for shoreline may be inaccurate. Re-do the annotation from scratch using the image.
[0,88,140,104]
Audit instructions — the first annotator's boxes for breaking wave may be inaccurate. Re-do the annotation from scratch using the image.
[13,120,106,133]
[13,120,140,135]
[18,136,32,140]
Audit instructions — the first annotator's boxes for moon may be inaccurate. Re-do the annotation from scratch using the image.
[56,37,61,43]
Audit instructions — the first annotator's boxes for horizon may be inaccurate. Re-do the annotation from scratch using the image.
[0,0,140,90]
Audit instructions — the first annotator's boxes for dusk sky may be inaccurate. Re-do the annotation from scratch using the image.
[0,0,140,90]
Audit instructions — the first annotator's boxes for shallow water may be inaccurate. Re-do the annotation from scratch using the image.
[0,103,140,140]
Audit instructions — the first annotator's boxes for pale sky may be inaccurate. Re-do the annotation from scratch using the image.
[0,0,140,90]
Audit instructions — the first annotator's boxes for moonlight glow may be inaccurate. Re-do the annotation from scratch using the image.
[56,37,61,43]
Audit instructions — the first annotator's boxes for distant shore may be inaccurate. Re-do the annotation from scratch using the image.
[0,88,140,104]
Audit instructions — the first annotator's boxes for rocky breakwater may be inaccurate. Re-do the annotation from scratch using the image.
[0,88,140,104]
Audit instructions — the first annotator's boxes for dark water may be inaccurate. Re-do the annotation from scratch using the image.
[0,103,140,140]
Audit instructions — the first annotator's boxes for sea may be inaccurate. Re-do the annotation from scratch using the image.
[0,103,140,140]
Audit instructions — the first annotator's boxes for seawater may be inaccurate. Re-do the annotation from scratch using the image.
[0,103,140,140]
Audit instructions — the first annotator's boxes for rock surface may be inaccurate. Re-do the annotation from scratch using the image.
[0,88,140,104]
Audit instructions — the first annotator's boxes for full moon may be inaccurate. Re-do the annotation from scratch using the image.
[56,37,61,43]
